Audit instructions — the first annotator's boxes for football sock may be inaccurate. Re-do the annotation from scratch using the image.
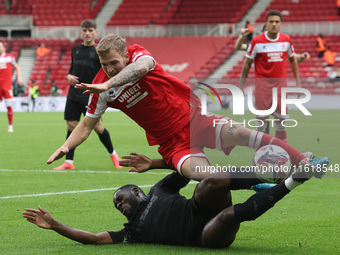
[65,159,74,165]
[65,131,75,161]
[284,176,302,191]
[248,130,305,167]
[265,123,270,134]
[275,130,287,143]
[7,106,13,125]
[234,182,290,222]
[98,128,114,154]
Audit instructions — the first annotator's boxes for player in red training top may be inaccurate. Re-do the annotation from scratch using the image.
[239,10,300,143]
[0,42,23,133]
[47,34,328,183]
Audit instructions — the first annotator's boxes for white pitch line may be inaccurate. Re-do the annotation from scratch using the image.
[0,181,198,200]
[0,184,152,200]
[0,169,171,175]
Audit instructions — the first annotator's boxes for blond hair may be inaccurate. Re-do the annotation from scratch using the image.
[96,34,126,57]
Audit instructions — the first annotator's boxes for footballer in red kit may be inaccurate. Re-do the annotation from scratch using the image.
[87,44,232,175]
[239,10,300,143]
[246,31,295,121]
[0,42,23,132]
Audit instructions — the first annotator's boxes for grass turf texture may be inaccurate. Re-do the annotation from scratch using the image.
[0,110,339,254]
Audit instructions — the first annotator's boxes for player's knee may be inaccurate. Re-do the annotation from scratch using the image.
[94,123,104,134]
[5,101,13,107]
[256,120,268,132]
[67,121,78,131]
[202,208,239,248]
[275,121,286,132]
[200,172,231,190]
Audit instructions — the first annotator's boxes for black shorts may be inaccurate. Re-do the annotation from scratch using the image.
[64,98,87,121]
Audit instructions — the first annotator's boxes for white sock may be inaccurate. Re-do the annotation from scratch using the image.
[284,176,302,191]
[65,160,74,165]
[111,150,116,156]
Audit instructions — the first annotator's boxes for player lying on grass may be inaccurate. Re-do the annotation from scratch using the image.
[47,33,328,182]
[23,165,320,248]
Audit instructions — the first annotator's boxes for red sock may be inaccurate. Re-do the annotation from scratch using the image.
[275,130,287,143]
[248,130,305,166]
[7,106,13,125]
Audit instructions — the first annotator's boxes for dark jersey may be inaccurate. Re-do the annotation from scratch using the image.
[108,173,216,246]
[67,43,101,104]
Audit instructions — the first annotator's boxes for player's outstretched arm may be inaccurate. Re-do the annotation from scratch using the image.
[47,116,100,164]
[23,206,113,244]
[75,57,154,95]
[120,152,171,173]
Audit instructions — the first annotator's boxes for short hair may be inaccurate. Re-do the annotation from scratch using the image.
[114,184,145,196]
[96,34,126,58]
[266,10,282,21]
[80,19,97,29]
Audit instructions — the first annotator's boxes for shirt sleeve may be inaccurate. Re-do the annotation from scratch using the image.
[287,37,295,58]
[129,44,156,70]
[246,41,256,59]
[107,229,127,244]
[68,47,74,75]
[155,172,190,193]
[10,55,16,65]
[86,92,108,118]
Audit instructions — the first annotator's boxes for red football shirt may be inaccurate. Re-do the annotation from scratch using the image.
[246,32,295,91]
[0,52,16,88]
[87,44,201,146]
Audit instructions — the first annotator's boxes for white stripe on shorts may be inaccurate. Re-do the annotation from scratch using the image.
[176,153,210,176]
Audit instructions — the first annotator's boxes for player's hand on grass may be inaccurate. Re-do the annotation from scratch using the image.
[47,147,69,164]
[120,152,153,173]
[75,82,111,95]
[23,206,54,229]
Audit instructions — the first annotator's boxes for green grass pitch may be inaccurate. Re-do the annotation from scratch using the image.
[0,110,339,254]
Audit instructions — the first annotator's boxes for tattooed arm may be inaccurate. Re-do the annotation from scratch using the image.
[75,57,154,94]
[107,57,154,88]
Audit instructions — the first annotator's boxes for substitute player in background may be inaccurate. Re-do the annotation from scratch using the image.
[239,10,302,143]
[47,34,328,182]
[53,19,122,170]
[0,42,23,133]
